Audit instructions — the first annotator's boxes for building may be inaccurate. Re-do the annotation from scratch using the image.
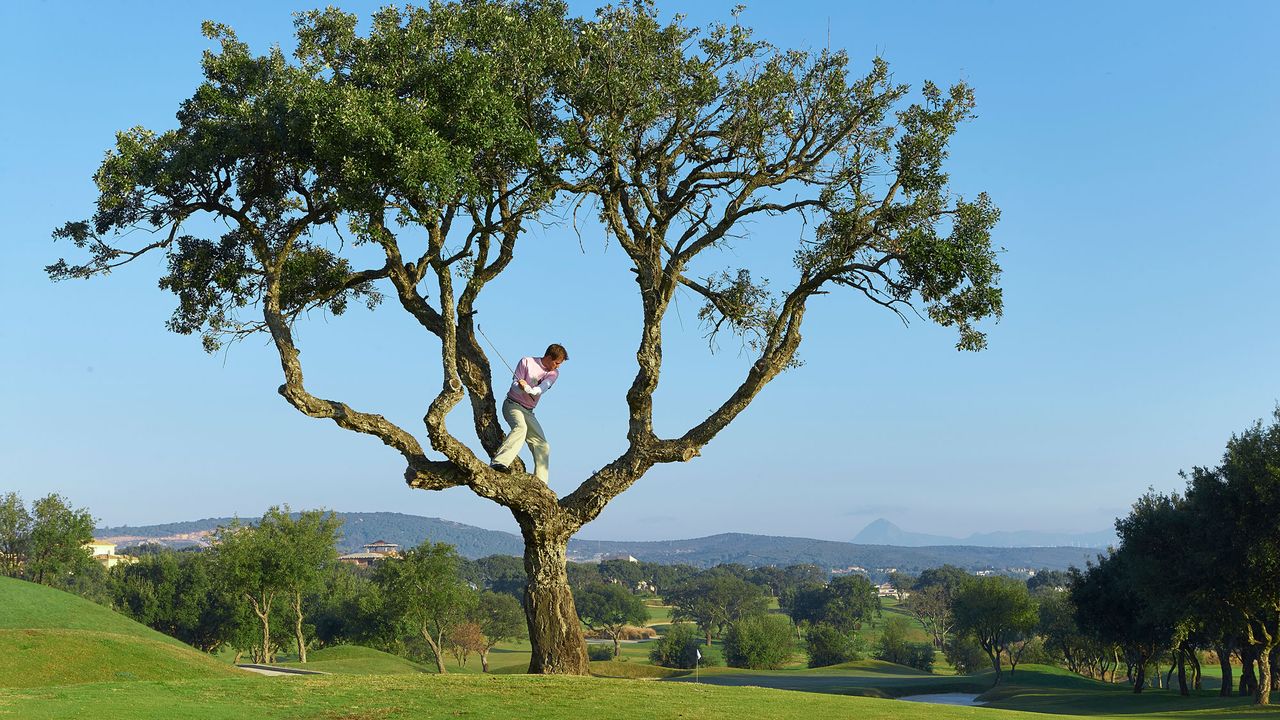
[84,540,136,569]
[363,540,400,556]
[338,540,402,567]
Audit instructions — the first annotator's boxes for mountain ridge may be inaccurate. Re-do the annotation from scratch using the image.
[852,518,1116,548]
[98,511,1104,577]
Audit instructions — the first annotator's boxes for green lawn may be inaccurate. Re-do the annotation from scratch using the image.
[0,576,240,688]
[5,577,1279,719]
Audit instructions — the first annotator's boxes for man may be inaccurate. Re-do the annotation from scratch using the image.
[490,343,568,483]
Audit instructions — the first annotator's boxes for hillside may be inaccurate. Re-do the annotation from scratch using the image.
[100,511,1100,574]
[0,576,239,687]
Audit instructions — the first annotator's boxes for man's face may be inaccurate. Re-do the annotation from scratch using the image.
[541,355,564,371]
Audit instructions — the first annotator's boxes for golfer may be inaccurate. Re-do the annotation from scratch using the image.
[490,343,568,483]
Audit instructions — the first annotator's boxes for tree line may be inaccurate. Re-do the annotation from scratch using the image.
[1067,410,1280,704]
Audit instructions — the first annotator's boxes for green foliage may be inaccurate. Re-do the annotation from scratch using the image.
[667,570,769,644]
[573,583,648,657]
[648,623,721,669]
[0,492,32,577]
[723,614,795,670]
[785,575,880,633]
[22,494,95,586]
[587,644,614,661]
[804,622,866,668]
[875,616,935,672]
[952,575,1037,682]
[112,550,238,652]
[375,540,477,672]
[944,635,988,675]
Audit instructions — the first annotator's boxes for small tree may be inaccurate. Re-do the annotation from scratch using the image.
[474,590,527,673]
[447,621,486,668]
[212,518,287,663]
[668,571,768,646]
[723,614,795,670]
[650,623,715,669]
[574,583,649,658]
[805,622,864,668]
[376,541,476,673]
[952,576,1038,684]
[0,492,32,577]
[260,506,342,663]
[26,494,95,586]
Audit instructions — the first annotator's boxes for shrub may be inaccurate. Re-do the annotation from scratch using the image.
[945,636,988,675]
[723,614,795,669]
[875,616,934,671]
[649,623,712,669]
[805,622,865,668]
[587,644,615,661]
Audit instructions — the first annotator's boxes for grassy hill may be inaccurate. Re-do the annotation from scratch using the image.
[0,576,239,688]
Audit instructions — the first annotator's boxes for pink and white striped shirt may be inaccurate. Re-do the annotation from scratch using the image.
[507,356,559,410]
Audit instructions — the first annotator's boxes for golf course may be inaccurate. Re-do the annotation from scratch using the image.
[3,576,1278,720]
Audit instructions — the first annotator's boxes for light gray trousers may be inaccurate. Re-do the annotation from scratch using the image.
[493,398,550,483]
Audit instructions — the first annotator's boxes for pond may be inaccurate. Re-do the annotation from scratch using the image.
[898,693,984,706]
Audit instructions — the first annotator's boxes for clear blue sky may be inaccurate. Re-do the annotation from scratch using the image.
[2,1,1276,542]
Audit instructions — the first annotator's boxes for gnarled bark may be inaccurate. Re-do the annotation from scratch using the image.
[519,522,587,674]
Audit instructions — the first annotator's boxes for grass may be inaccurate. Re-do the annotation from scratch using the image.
[276,645,431,675]
[0,576,240,688]
[6,577,1280,719]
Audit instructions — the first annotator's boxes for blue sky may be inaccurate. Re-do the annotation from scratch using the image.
[1,1,1276,542]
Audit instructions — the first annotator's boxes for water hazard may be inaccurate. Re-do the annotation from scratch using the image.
[898,693,984,706]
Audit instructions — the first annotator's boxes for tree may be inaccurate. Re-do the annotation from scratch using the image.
[875,615,935,672]
[784,575,879,633]
[668,571,769,645]
[25,494,95,585]
[723,614,795,670]
[376,541,476,673]
[574,583,649,658]
[952,576,1037,684]
[212,518,288,663]
[259,507,342,663]
[51,1,1002,674]
[804,622,864,668]
[1182,409,1280,704]
[0,492,32,577]
[447,621,486,668]
[906,564,968,650]
[474,590,527,673]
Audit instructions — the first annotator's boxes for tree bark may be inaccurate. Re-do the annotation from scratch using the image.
[1176,645,1188,696]
[1217,646,1233,696]
[292,591,307,663]
[520,528,588,674]
[421,629,448,674]
[481,649,490,673]
[1240,648,1257,697]
[1257,647,1272,705]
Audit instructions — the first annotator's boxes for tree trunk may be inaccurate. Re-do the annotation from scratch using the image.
[1132,652,1147,694]
[986,646,1003,685]
[521,529,588,675]
[1176,645,1188,696]
[1217,646,1233,697]
[1257,646,1272,706]
[422,629,447,674]
[1189,649,1201,690]
[481,649,490,673]
[1241,648,1257,697]
[292,591,307,663]
[613,634,621,658]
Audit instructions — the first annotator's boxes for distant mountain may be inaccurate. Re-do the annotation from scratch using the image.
[853,518,1115,549]
[98,512,1104,577]
[97,512,524,558]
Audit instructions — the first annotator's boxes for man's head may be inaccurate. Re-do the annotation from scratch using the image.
[541,343,568,371]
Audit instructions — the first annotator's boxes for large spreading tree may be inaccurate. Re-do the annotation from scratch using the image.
[50,0,1002,674]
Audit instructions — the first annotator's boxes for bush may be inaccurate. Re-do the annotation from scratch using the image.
[804,622,865,668]
[587,644,615,661]
[875,616,934,671]
[945,636,988,675]
[723,614,795,669]
[648,623,722,668]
